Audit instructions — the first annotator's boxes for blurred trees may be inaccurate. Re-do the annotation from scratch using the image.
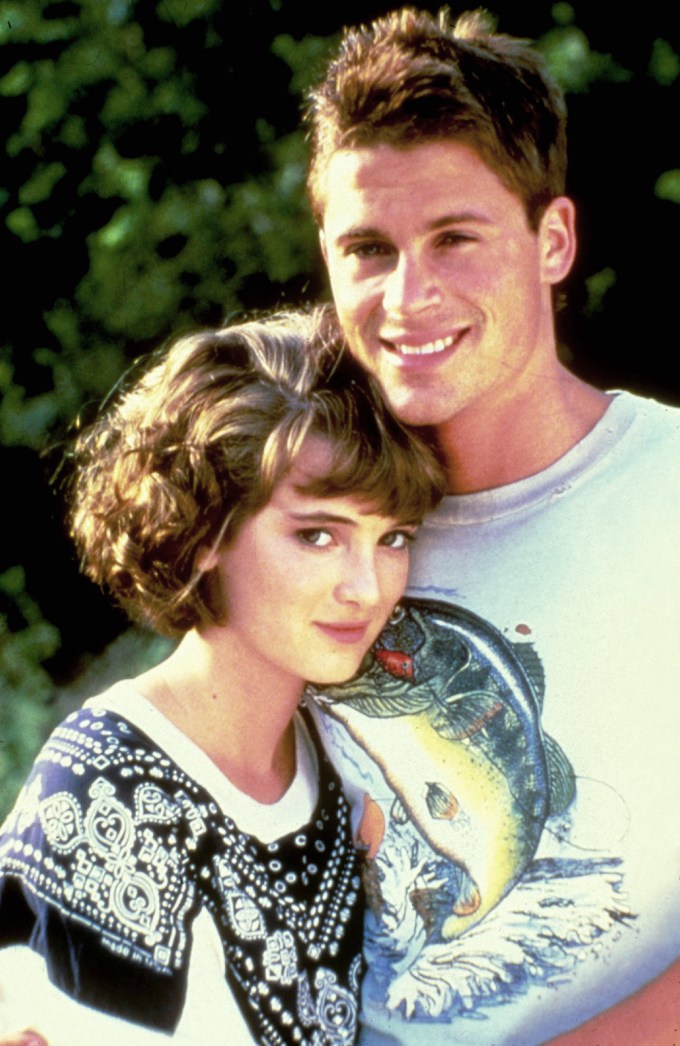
[0,0,678,816]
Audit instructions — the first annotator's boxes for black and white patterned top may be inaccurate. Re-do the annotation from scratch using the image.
[0,700,364,1044]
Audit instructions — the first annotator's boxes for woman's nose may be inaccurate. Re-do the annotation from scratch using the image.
[335,553,381,608]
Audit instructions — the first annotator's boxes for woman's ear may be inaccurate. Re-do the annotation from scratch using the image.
[199,560,228,625]
[194,542,229,625]
[195,546,219,574]
[539,195,577,285]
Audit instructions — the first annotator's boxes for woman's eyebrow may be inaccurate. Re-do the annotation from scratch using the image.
[287,510,358,526]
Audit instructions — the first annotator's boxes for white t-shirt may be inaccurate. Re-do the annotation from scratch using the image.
[313,391,680,1045]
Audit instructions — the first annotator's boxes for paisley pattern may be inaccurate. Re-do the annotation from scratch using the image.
[0,706,363,1044]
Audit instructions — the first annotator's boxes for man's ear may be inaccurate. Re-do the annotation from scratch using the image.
[319,227,328,266]
[539,196,576,285]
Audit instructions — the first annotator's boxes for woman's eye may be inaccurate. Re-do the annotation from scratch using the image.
[381,530,415,550]
[297,529,334,547]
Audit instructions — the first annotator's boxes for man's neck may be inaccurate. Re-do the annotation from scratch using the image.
[435,369,610,495]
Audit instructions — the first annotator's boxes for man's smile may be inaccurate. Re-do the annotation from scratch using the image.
[379,327,472,362]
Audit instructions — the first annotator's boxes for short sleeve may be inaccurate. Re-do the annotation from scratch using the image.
[0,710,202,1032]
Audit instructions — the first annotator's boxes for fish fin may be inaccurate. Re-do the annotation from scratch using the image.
[451,880,481,917]
[545,732,577,815]
[340,688,433,718]
[429,692,504,742]
[510,639,546,709]
[425,781,459,820]
[314,679,432,718]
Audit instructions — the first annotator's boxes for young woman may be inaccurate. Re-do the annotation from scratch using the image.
[0,310,444,1045]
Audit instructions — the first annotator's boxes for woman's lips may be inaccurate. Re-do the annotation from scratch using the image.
[315,622,370,644]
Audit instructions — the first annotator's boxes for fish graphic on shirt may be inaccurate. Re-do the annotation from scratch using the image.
[310,597,575,942]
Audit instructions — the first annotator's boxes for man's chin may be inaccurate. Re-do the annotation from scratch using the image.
[381,392,457,430]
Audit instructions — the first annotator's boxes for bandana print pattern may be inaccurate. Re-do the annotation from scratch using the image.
[0,706,363,1044]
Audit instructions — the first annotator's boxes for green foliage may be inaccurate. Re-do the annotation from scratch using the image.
[655,169,680,203]
[649,38,680,86]
[0,567,60,819]
[0,608,174,819]
[157,0,222,27]
[1,0,324,448]
[584,268,617,316]
[271,32,335,97]
[539,25,631,93]
[54,628,176,719]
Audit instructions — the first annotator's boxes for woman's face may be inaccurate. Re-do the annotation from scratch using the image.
[207,438,416,689]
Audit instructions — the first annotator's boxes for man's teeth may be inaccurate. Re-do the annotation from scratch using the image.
[394,334,456,356]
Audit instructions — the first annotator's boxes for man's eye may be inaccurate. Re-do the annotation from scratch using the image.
[297,529,334,547]
[347,242,391,258]
[438,231,475,248]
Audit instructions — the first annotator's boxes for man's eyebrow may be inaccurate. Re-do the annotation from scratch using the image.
[334,226,387,243]
[334,213,492,242]
[428,212,493,228]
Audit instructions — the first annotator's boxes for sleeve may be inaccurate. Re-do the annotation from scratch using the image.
[0,731,199,1035]
[0,944,176,1046]
[0,913,258,1046]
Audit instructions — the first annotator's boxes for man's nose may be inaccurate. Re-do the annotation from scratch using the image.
[382,251,442,316]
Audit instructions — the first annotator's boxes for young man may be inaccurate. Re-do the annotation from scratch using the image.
[305,9,680,1045]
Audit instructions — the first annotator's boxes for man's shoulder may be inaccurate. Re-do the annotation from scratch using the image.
[606,390,680,491]
[613,389,680,440]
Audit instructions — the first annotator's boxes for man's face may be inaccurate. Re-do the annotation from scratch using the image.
[319,140,574,430]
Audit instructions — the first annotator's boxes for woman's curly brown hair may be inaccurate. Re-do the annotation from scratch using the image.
[69,307,445,637]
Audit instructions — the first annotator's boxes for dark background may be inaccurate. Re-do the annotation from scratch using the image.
[0,0,678,814]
